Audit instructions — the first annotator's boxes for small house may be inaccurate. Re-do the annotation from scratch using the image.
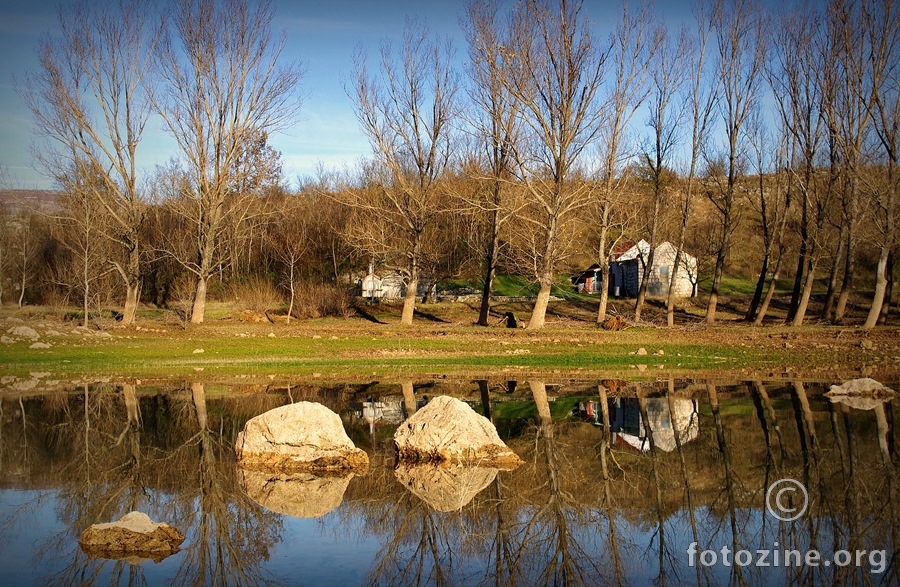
[574,240,698,298]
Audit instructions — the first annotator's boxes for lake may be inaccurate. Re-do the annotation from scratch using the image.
[0,377,897,586]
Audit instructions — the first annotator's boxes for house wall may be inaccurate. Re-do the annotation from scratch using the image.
[609,242,697,298]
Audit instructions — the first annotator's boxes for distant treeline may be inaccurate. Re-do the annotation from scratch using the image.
[1,0,896,329]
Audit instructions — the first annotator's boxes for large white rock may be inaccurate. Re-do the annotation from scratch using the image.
[79,511,184,561]
[235,402,368,472]
[826,378,895,397]
[393,396,523,467]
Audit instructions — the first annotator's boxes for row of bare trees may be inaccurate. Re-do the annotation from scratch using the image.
[7,0,898,329]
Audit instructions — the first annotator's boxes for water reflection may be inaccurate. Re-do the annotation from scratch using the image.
[0,378,897,586]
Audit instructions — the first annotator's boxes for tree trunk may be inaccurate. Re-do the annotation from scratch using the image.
[401,275,417,326]
[191,382,208,431]
[820,228,846,321]
[744,252,769,322]
[120,243,141,325]
[705,246,727,324]
[878,250,894,325]
[666,248,683,327]
[864,243,892,329]
[791,261,816,327]
[287,261,295,325]
[477,217,501,326]
[753,256,782,326]
[190,276,207,325]
[634,249,654,323]
[596,219,610,323]
[528,380,552,426]
[401,381,416,417]
[528,278,553,330]
[834,226,856,322]
[786,199,808,322]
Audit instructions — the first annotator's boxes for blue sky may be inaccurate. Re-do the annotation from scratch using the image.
[0,0,711,190]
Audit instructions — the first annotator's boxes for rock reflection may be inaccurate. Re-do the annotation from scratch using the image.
[239,468,353,518]
[394,462,498,512]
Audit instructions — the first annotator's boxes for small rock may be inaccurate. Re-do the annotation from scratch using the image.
[636,348,648,356]
[193,348,204,354]
[653,349,665,356]
[267,332,276,338]
[860,339,875,350]
[79,511,184,562]
[8,326,39,340]
[637,364,648,372]
[1,336,15,344]
[29,342,52,349]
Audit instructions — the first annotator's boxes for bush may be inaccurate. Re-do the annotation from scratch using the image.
[291,281,352,319]
[230,275,282,313]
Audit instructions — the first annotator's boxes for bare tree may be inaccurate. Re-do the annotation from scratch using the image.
[462,0,523,326]
[823,0,875,322]
[862,0,899,329]
[705,0,766,323]
[346,18,458,325]
[504,0,607,329]
[154,0,304,324]
[12,211,42,308]
[22,0,157,324]
[268,196,309,323]
[634,24,687,322]
[666,3,718,327]
[53,163,115,327]
[595,0,655,323]
[769,3,828,326]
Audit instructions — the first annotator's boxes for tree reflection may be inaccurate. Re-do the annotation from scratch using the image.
[517,380,602,587]
[168,382,285,587]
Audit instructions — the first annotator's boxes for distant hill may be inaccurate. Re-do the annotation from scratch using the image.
[0,190,60,213]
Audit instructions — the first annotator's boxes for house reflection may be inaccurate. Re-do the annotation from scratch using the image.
[579,397,700,452]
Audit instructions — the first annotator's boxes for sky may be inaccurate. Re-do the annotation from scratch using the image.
[0,0,710,191]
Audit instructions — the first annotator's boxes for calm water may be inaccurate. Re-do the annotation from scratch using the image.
[0,378,897,586]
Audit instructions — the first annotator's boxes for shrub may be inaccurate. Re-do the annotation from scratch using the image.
[292,281,352,319]
[230,275,282,313]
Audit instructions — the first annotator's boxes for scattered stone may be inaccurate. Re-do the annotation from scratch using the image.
[8,326,39,340]
[78,511,184,562]
[96,331,112,338]
[193,348,204,354]
[637,364,648,372]
[860,339,875,350]
[394,396,523,467]
[636,347,648,356]
[12,379,39,391]
[29,342,52,349]
[239,468,353,518]
[653,349,665,356]
[29,372,50,379]
[1,336,15,344]
[267,332,276,338]
[395,463,498,512]
[235,402,369,473]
